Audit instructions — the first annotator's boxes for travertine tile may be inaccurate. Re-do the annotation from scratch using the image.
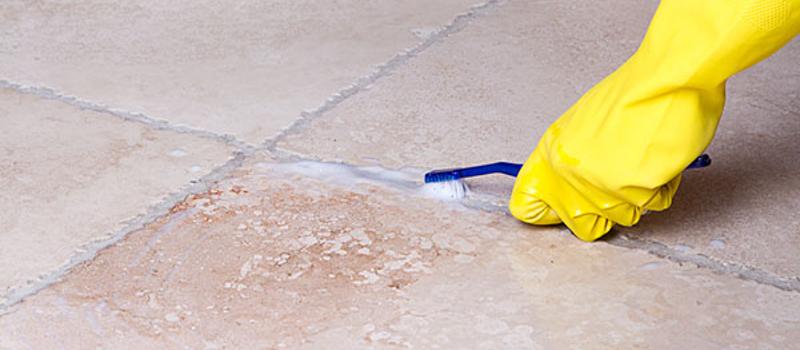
[0,88,233,303]
[0,0,481,144]
[277,0,657,169]
[278,0,800,279]
[2,158,797,349]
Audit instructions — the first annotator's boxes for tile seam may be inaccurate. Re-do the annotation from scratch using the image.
[0,80,254,151]
[262,0,504,150]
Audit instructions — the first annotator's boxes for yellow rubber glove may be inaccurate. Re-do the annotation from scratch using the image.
[510,0,800,241]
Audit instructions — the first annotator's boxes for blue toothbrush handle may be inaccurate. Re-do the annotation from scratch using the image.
[686,153,711,169]
[459,162,522,177]
[461,154,710,178]
[425,154,710,182]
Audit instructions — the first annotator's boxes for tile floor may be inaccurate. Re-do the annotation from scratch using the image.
[1,0,799,349]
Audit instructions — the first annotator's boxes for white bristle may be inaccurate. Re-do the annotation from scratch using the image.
[420,179,468,200]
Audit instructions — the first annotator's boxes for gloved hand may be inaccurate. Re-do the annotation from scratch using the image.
[510,0,800,241]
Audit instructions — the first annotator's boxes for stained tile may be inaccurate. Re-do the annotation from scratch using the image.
[2,158,797,349]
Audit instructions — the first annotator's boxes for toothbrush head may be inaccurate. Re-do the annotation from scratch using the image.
[421,178,468,200]
[424,169,462,183]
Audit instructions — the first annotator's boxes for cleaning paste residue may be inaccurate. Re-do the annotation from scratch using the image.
[709,239,726,249]
[168,148,188,157]
[420,180,468,200]
[257,160,469,201]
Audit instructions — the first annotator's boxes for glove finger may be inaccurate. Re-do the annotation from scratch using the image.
[643,175,682,211]
[568,211,615,242]
[509,187,561,225]
[599,201,642,227]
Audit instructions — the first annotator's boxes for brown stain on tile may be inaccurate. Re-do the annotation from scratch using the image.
[4,169,486,348]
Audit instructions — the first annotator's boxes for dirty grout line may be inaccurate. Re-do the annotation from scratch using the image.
[0,80,255,152]
[0,150,252,314]
[261,0,504,150]
[607,234,800,292]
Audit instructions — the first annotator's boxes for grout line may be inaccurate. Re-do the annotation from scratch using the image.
[0,149,252,313]
[262,0,503,150]
[607,234,800,292]
[0,80,255,152]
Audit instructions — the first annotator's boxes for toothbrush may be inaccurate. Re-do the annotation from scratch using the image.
[424,154,711,183]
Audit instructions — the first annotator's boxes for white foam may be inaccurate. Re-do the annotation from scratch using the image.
[420,180,468,200]
[258,160,469,202]
[709,239,726,249]
[673,244,693,254]
[638,261,666,271]
[168,148,188,157]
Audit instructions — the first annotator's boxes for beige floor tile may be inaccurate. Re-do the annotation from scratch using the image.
[277,0,800,278]
[2,158,797,349]
[277,0,658,168]
[0,0,481,144]
[0,88,233,305]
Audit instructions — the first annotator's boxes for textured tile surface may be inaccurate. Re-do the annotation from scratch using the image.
[2,0,799,348]
[0,0,480,144]
[277,0,658,169]
[2,159,798,349]
[0,88,233,303]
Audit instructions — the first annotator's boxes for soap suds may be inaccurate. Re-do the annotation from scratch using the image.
[257,160,470,202]
[421,180,468,200]
[709,239,726,250]
[168,148,188,157]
